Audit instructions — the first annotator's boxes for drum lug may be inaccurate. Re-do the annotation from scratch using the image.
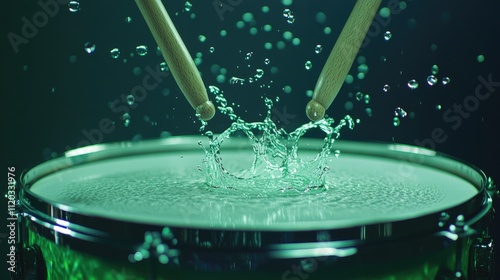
[470,237,494,280]
[486,177,498,198]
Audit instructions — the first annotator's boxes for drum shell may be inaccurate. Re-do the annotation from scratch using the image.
[17,138,496,279]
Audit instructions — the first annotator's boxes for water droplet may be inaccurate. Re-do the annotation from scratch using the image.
[245,52,253,60]
[136,45,148,56]
[393,117,401,127]
[184,1,192,12]
[477,54,485,63]
[365,108,373,117]
[68,1,80,12]
[334,150,340,158]
[127,95,135,105]
[427,75,438,86]
[431,64,439,75]
[407,79,419,90]
[394,107,407,118]
[283,85,292,94]
[355,92,364,101]
[198,35,206,42]
[436,104,442,110]
[160,62,168,72]
[229,77,245,85]
[315,44,323,54]
[123,113,131,127]
[264,58,270,65]
[209,47,215,53]
[110,48,120,59]
[384,31,392,41]
[83,42,96,54]
[126,16,132,23]
[363,94,370,104]
[357,64,369,73]
[254,69,264,79]
[442,77,451,85]
[305,61,312,70]
[282,9,291,17]
[383,84,390,92]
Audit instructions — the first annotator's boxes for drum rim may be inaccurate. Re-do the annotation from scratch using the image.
[20,136,491,248]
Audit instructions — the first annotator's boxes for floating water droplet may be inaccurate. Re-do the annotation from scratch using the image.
[363,94,370,104]
[407,79,419,90]
[431,64,439,75]
[198,35,206,42]
[357,64,369,73]
[160,62,168,72]
[305,61,312,70]
[355,92,364,101]
[393,117,401,127]
[126,16,132,23]
[84,42,95,54]
[334,150,340,158]
[311,45,323,56]
[126,95,135,105]
[264,58,270,65]
[254,69,264,79]
[436,104,442,110]
[209,47,215,53]
[184,1,192,12]
[384,31,392,41]
[442,77,451,85]
[283,85,292,94]
[136,45,148,56]
[68,1,80,12]
[123,113,131,127]
[229,77,245,85]
[245,52,253,60]
[383,84,390,92]
[394,107,407,118]
[365,108,373,117]
[427,75,438,86]
[477,54,485,63]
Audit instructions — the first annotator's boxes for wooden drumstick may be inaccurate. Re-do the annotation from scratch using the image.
[136,0,215,120]
[306,0,382,121]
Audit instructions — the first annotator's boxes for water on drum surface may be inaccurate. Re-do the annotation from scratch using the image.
[28,150,477,230]
[200,85,355,194]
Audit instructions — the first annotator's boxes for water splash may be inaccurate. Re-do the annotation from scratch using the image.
[200,86,354,196]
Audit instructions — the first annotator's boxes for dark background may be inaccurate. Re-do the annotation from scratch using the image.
[1,0,499,279]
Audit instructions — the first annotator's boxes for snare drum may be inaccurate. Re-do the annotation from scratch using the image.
[16,136,496,279]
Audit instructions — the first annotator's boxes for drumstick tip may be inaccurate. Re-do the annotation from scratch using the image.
[196,101,216,121]
[306,100,325,122]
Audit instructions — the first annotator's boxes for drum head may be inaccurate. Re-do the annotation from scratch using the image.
[24,137,481,231]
